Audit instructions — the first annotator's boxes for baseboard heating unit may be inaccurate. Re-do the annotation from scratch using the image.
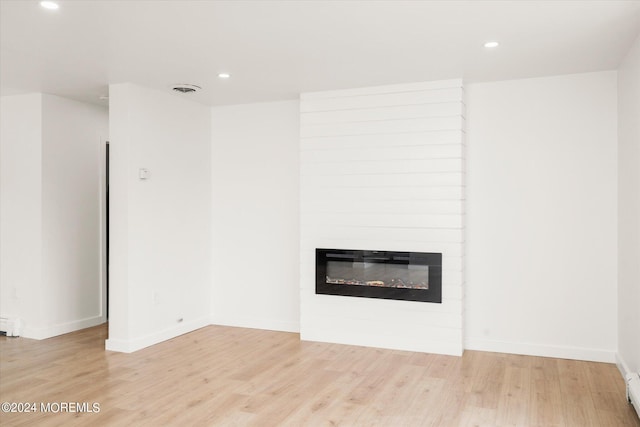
[628,373,640,420]
[0,317,21,337]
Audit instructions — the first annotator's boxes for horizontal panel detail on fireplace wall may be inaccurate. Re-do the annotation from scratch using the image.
[301,145,464,163]
[301,103,464,125]
[301,87,464,112]
[300,79,465,355]
[300,174,465,188]
[303,228,465,244]
[302,158,464,175]
[301,79,462,99]
[303,213,463,229]
[316,249,442,303]
[301,131,463,150]
[301,117,464,138]
[301,199,464,216]
[301,186,465,202]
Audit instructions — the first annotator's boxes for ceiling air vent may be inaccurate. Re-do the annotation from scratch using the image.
[172,84,201,94]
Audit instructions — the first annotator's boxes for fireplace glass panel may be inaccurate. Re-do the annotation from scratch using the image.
[326,261,429,289]
[316,249,442,303]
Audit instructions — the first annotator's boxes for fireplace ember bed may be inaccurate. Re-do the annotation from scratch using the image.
[316,248,442,303]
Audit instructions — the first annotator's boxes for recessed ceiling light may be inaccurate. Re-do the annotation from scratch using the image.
[217,73,231,79]
[484,41,499,48]
[99,95,109,101]
[40,1,59,10]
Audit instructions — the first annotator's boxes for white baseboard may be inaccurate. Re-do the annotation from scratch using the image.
[21,315,106,340]
[103,337,132,353]
[465,337,616,363]
[210,314,299,334]
[617,353,633,378]
[302,327,464,356]
[105,316,210,353]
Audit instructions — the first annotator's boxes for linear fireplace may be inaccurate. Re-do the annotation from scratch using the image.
[316,248,442,303]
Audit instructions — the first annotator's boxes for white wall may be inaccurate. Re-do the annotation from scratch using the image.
[106,83,212,352]
[300,80,466,356]
[210,100,300,332]
[0,93,108,338]
[1,94,44,334]
[617,33,640,375]
[466,71,618,362]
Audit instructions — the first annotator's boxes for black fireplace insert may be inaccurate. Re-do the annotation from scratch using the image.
[316,248,442,303]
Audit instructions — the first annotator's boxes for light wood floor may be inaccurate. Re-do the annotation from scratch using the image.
[1,324,638,427]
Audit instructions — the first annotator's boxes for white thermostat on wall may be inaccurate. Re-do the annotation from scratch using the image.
[139,168,150,180]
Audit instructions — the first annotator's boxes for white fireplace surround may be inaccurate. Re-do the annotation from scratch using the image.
[299,80,466,355]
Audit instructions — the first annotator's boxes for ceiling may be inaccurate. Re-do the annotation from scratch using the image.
[1,0,639,107]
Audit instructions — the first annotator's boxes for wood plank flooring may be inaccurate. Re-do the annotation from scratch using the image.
[1,324,638,426]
